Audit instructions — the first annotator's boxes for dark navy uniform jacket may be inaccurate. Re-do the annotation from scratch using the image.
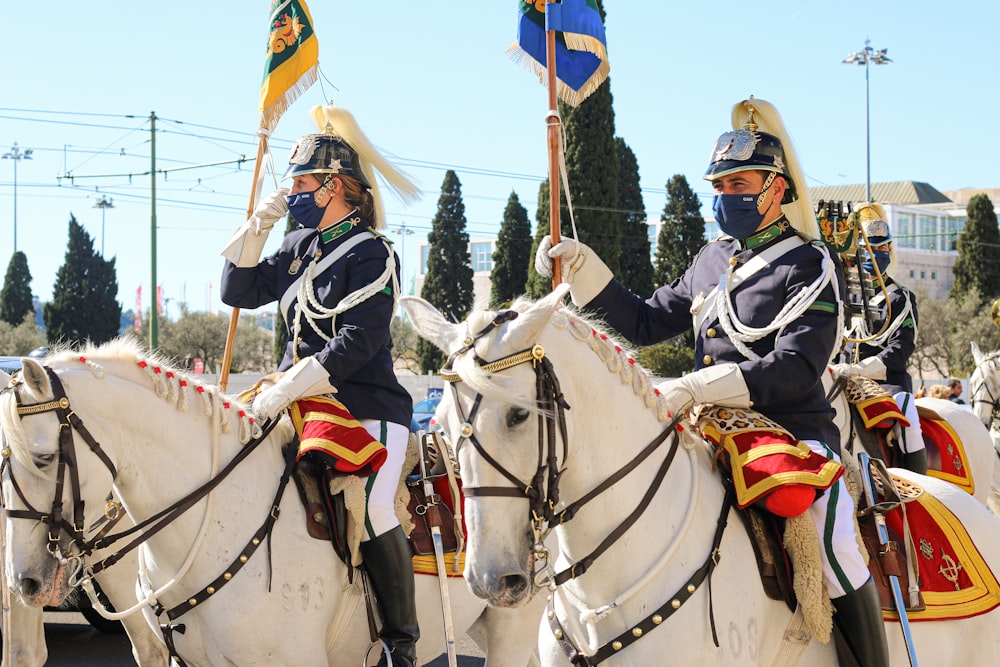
[856,278,917,396]
[221,221,412,428]
[587,223,845,451]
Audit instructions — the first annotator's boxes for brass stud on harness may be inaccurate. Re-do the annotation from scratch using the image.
[59,397,70,409]
[2,447,10,459]
[239,555,248,564]
[553,628,563,640]
[460,422,473,438]
[531,344,545,364]
[686,584,696,593]
[652,614,663,624]
[188,598,197,606]
[671,599,681,609]
[612,641,623,651]
[207,587,216,595]
[631,627,643,638]
[224,572,233,580]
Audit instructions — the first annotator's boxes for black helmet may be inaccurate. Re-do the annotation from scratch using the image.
[704,130,797,203]
[282,132,371,188]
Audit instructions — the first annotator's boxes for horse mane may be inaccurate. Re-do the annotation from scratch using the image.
[1,338,278,474]
[455,297,671,422]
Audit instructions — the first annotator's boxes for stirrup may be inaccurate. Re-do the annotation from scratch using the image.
[363,639,393,666]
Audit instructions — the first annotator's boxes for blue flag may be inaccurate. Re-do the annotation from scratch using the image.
[508,0,610,107]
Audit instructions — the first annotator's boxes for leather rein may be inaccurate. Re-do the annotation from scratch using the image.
[440,310,729,665]
[1,365,288,665]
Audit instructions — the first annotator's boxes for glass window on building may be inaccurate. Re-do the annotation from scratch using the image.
[648,223,658,254]
[947,216,966,251]
[471,241,494,273]
[931,271,937,280]
[896,213,915,248]
[918,215,937,251]
[909,270,915,279]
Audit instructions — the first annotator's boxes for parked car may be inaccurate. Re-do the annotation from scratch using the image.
[412,396,441,432]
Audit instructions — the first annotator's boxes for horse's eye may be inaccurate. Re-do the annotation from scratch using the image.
[506,408,531,428]
[33,453,55,467]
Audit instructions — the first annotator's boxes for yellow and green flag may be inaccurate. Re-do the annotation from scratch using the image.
[259,0,319,133]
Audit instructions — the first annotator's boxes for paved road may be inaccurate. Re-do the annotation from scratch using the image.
[39,611,486,666]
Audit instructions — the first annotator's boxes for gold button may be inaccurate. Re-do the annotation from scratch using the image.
[703,355,713,365]
[706,328,716,338]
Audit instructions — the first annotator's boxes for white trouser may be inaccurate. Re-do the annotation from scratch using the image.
[359,419,409,541]
[893,391,925,454]
[804,441,871,598]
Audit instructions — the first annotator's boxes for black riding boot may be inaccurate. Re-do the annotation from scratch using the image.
[832,578,890,667]
[901,448,928,476]
[361,525,420,667]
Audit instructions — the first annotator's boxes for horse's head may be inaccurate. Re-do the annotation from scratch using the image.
[0,356,121,607]
[970,342,1000,430]
[403,286,673,607]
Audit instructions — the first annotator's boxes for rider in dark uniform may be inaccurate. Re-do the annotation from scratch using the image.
[835,203,927,473]
[220,104,422,667]
[535,97,889,667]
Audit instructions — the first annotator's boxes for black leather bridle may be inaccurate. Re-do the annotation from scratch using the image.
[970,352,1000,431]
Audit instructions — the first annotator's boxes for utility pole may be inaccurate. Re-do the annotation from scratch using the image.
[2,142,33,252]
[842,39,892,203]
[150,111,159,350]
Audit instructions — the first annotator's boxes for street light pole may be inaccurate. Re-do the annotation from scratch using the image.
[93,195,115,255]
[391,221,415,293]
[2,142,33,253]
[843,39,892,203]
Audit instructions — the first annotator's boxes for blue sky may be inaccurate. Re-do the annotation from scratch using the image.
[2,1,997,317]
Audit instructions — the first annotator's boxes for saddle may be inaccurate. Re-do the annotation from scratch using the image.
[290,433,466,571]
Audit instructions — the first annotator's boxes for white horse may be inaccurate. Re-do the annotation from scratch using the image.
[825,368,1000,515]
[0,343,541,667]
[970,342,1000,511]
[402,287,1000,666]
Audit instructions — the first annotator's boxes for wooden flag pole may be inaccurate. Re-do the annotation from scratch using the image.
[219,136,269,392]
[545,1,563,290]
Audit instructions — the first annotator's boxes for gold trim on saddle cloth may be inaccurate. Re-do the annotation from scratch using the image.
[844,376,910,429]
[290,396,387,474]
[881,473,1000,621]
[697,406,844,511]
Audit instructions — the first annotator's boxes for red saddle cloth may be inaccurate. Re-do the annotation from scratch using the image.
[697,407,844,518]
[920,411,975,495]
[290,396,387,475]
[880,482,1000,621]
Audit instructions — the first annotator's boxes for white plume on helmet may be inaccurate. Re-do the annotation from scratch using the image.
[307,105,422,229]
[729,97,820,241]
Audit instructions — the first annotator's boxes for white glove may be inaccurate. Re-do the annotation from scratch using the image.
[830,357,887,381]
[220,188,289,268]
[253,357,336,421]
[533,236,613,307]
[655,363,751,417]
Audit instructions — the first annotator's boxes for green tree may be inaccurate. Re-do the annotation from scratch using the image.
[909,287,1000,381]
[654,175,705,287]
[615,138,652,297]
[1,251,34,326]
[418,170,474,372]
[44,215,122,346]
[950,194,1000,304]
[0,311,46,356]
[637,340,695,380]
[391,314,420,374]
[490,191,532,307]
[526,180,554,298]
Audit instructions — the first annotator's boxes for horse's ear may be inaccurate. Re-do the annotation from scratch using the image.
[19,359,52,399]
[972,342,984,365]
[399,296,465,354]
[498,284,571,348]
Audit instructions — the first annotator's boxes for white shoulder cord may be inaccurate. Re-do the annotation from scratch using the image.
[852,285,913,349]
[293,235,399,358]
[716,243,837,361]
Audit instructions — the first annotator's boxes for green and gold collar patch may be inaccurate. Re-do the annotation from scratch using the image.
[743,218,790,250]
[320,211,362,244]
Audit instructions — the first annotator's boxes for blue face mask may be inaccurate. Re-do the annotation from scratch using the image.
[286,185,329,229]
[712,193,765,240]
[862,249,891,275]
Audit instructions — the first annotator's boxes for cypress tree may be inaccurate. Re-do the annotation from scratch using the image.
[417,170,474,372]
[44,214,122,346]
[1,251,34,326]
[654,175,706,287]
[489,191,532,307]
[950,193,1000,304]
[615,138,652,297]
